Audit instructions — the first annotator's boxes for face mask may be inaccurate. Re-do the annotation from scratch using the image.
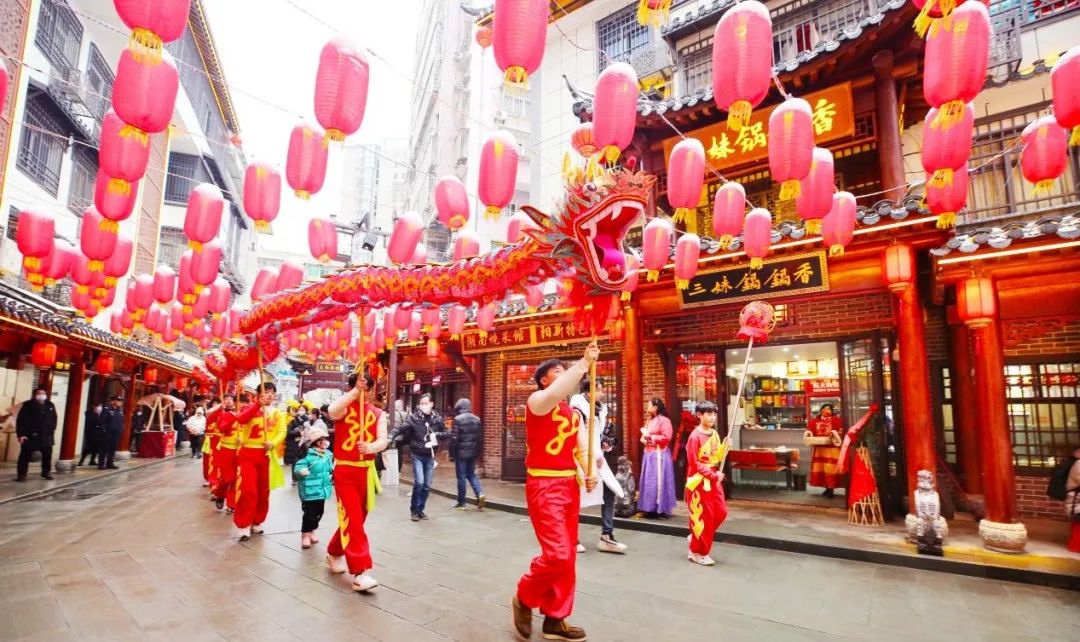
[35,394,47,402]
[419,403,433,414]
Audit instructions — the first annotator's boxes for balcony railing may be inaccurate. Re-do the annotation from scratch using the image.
[992,0,1080,25]
[771,0,880,67]
[987,8,1024,83]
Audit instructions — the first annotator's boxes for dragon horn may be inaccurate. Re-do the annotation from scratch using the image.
[519,205,551,230]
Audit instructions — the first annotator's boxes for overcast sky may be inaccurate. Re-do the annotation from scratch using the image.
[204,0,422,253]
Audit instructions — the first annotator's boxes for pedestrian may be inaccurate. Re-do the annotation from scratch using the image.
[1063,447,1080,553]
[510,341,599,642]
[637,398,677,519]
[207,394,240,512]
[570,378,627,554]
[15,387,57,481]
[325,372,388,592]
[185,407,206,460]
[77,402,103,467]
[97,395,124,470]
[131,405,147,455]
[393,399,408,472]
[284,406,308,473]
[449,398,486,510]
[684,401,731,567]
[233,383,288,541]
[294,425,334,550]
[389,392,447,521]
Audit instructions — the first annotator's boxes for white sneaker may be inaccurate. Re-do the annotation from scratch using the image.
[202,481,210,487]
[353,573,379,592]
[576,543,586,553]
[251,524,264,535]
[597,535,627,554]
[700,555,716,566]
[688,552,715,566]
[238,527,251,542]
[326,554,347,574]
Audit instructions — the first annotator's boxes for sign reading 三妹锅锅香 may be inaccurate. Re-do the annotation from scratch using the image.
[678,251,830,308]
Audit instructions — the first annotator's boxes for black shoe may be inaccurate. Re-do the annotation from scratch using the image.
[14,476,26,482]
[410,512,420,521]
[215,497,225,510]
[823,488,835,498]
[107,465,119,469]
[452,502,467,510]
[41,474,54,480]
[419,511,429,520]
[98,465,106,470]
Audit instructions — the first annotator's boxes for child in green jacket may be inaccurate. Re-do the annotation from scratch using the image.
[293,427,333,549]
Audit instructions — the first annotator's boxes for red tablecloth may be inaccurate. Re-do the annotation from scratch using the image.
[139,431,176,458]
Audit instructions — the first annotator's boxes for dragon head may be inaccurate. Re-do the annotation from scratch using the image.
[522,160,654,293]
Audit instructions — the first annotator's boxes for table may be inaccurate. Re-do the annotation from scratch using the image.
[728,448,800,489]
[139,431,176,458]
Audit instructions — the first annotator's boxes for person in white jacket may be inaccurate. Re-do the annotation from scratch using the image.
[570,378,627,554]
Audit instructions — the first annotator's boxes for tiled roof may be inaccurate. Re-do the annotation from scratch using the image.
[929,211,1080,257]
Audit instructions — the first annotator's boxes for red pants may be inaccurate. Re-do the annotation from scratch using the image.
[517,476,579,620]
[203,436,221,483]
[327,465,372,574]
[686,486,728,556]
[212,447,238,509]
[233,447,270,529]
[1069,521,1080,553]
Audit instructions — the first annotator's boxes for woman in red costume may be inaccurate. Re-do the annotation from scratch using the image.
[805,404,843,497]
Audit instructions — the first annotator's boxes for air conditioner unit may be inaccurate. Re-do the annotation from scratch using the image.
[630,40,676,80]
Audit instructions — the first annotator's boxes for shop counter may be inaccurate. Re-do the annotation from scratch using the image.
[734,427,809,488]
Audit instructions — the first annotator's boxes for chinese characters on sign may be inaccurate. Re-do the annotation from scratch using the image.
[679,251,830,308]
[460,320,603,354]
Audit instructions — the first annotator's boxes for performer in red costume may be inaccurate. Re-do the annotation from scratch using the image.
[201,399,220,490]
[325,371,388,593]
[207,394,239,512]
[806,404,843,497]
[233,383,287,540]
[683,400,730,567]
[510,341,598,642]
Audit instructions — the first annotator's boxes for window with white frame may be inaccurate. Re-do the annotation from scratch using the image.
[17,93,69,195]
[35,0,82,71]
[678,38,711,95]
[596,3,651,74]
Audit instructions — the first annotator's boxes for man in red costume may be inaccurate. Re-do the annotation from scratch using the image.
[325,371,387,593]
[684,400,730,566]
[233,383,287,541]
[207,394,239,512]
[511,341,598,642]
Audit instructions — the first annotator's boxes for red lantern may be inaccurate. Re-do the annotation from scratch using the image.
[16,209,54,273]
[571,122,598,158]
[506,212,539,243]
[71,253,104,297]
[492,0,548,86]
[190,239,221,288]
[98,111,150,195]
[642,218,673,281]
[103,234,134,288]
[923,1,990,130]
[276,261,304,291]
[42,240,74,287]
[434,176,470,231]
[286,123,329,198]
[110,312,124,335]
[881,244,914,292]
[921,103,974,192]
[742,208,772,269]
[229,305,245,337]
[956,277,995,329]
[184,183,223,250]
[411,243,428,265]
[1020,115,1069,196]
[94,170,139,227]
[143,366,158,383]
[476,302,497,335]
[144,306,162,334]
[768,97,814,201]
[315,39,370,143]
[94,354,114,375]
[448,305,466,338]
[525,283,544,309]
[478,131,519,218]
[0,64,7,113]
[407,312,422,341]
[387,211,424,264]
[712,1,773,131]
[112,49,179,139]
[592,63,639,163]
[925,167,969,229]
[80,208,118,273]
[420,307,440,334]
[132,273,155,310]
[475,25,493,49]
[426,338,440,359]
[673,233,701,290]
[394,305,412,331]
[453,232,481,261]
[120,309,134,334]
[153,265,176,305]
[97,285,117,308]
[210,315,226,340]
[250,267,278,302]
[1052,46,1080,146]
[308,217,338,263]
[31,342,57,368]
[243,162,281,232]
[208,278,230,317]
[667,138,706,226]
[114,0,191,62]
[822,192,856,257]
[71,288,93,316]
[795,148,835,235]
[712,182,746,249]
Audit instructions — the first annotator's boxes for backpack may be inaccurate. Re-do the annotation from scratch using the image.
[1047,456,1077,501]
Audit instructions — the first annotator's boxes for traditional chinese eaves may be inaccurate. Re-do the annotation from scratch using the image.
[930,210,1080,257]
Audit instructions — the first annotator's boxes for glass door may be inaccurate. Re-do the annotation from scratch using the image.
[671,351,723,488]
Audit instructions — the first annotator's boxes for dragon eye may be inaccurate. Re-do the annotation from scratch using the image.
[584,182,597,193]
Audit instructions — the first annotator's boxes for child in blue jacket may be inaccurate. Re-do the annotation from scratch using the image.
[293,426,333,549]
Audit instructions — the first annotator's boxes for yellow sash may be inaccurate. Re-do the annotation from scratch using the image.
[336,459,382,512]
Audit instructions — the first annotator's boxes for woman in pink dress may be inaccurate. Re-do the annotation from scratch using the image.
[637,398,677,518]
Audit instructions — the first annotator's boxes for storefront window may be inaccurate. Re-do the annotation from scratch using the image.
[940,366,957,464]
[1007,361,1080,469]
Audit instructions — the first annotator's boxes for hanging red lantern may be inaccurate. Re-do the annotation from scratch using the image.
[94,353,114,375]
[506,212,539,243]
[394,305,412,332]
[525,283,544,309]
[925,167,969,229]
[16,209,54,273]
[286,123,329,198]
[407,312,422,341]
[112,49,179,140]
[210,314,227,340]
[571,122,598,158]
[132,273,155,310]
[712,182,746,250]
[315,39,370,143]
[822,191,856,257]
[923,1,990,130]
[956,277,995,329]
[120,309,135,334]
[434,176,470,231]
[144,305,162,335]
[387,211,425,264]
[642,218,673,281]
[70,253,104,297]
[592,63,639,163]
[768,97,814,201]
[453,231,481,261]
[447,305,466,338]
[177,251,196,310]
[103,234,133,288]
[673,233,701,290]
[667,138,706,228]
[110,312,124,335]
[97,285,117,308]
[492,0,548,86]
[420,306,440,334]
[71,288,93,316]
[114,0,191,62]
[143,366,158,383]
[94,170,139,227]
[0,64,7,113]
[42,240,74,288]
[250,267,278,302]
[229,305,245,337]
[795,148,835,235]
[712,1,773,131]
[478,131,519,218]
[276,260,304,291]
[153,264,176,305]
[922,102,974,190]
[475,25,493,49]
[190,239,221,289]
[881,243,915,292]
[742,208,772,269]
[243,161,281,232]
[1020,115,1069,196]
[79,207,118,273]
[476,302,497,336]
[31,342,57,368]
[308,217,338,263]
[184,183,223,250]
[208,278,230,318]
[426,338,440,359]
[98,111,150,196]
[411,243,428,265]
[1052,46,1080,146]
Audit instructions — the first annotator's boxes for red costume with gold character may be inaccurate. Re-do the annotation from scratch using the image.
[684,428,729,556]
[808,414,842,489]
[327,402,385,575]
[208,407,239,509]
[232,404,287,529]
[516,401,581,620]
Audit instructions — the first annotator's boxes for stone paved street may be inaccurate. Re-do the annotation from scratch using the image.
[0,459,1077,642]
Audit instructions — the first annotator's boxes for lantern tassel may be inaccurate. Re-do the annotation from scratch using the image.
[1032,178,1057,196]
[87,258,103,272]
[828,244,846,257]
[936,212,957,229]
[636,0,672,27]
[97,218,119,233]
[295,189,311,200]
[727,100,752,131]
[804,219,822,236]
[749,257,763,270]
[107,177,132,195]
[254,220,271,233]
[670,209,685,224]
[929,168,954,188]
[913,0,936,38]
[621,291,631,302]
[718,234,734,250]
[778,179,801,201]
[22,256,41,271]
[118,124,149,146]
[675,278,689,290]
[602,145,621,165]
[1071,126,1080,147]
[318,253,331,264]
[504,66,529,88]
[484,205,503,220]
[188,240,203,252]
[104,276,116,288]
[324,128,346,145]
[932,100,966,130]
[646,270,659,282]
[129,27,164,65]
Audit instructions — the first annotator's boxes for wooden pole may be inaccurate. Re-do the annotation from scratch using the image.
[357,313,366,441]
[720,336,754,470]
[587,354,597,478]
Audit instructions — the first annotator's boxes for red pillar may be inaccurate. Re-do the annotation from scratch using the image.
[872,51,907,202]
[948,322,982,495]
[56,356,86,471]
[118,373,137,454]
[623,301,643,468]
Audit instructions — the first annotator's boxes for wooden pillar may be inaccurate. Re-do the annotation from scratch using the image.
[948,321,982,495]
[969,296,1027,552]
[387,345,399,425]
[623,301,643,467]
[872,51,906,202]
[470,355,485,424]
[56,355,86,472]
[118,373,137,454]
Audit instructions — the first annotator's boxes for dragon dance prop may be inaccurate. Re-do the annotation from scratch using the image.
[835,404,882,526]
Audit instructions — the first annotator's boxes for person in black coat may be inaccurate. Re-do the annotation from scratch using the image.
[78,402,104,467]
[98,395,125,469]
[388,393,447,520]
[15,387,58,481]
[449,398,485,509]
[283,412,307,470]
